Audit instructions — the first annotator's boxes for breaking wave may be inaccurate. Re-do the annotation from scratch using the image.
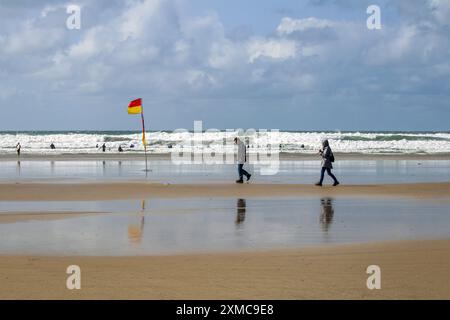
[0,131,449,155]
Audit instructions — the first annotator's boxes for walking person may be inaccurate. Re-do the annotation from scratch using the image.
[315,140,339,186]
[234,137,251,183]
[16,142,21,157]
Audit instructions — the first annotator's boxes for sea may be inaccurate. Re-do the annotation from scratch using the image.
[0,131,449,155]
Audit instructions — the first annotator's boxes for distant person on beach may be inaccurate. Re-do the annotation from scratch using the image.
[16,142,21,157]
[234,137,251,184]
[50,143,56,150]
[118,146,123,152]
[101,143,106,152]
[315,140,339,186]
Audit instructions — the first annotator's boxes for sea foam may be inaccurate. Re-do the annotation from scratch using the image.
[0,131,449,155]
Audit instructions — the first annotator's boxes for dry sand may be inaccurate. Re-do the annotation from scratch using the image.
[0,181,449,201]
[0,239,449,299]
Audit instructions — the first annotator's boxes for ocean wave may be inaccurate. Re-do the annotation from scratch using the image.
[339,134,450,142]
[0,131,449,155]
[103,136,133,142]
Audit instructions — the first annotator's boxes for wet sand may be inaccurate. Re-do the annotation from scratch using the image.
[2,152,450,161]
[0,212,101,224]
[0,181,449,201]
[1,163,448,299]
[0,239,449,299]
[4,157,449,185]
[2,197,449,256]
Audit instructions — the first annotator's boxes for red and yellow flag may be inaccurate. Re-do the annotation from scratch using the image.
[127,98,147,149]
[128,98,142,114]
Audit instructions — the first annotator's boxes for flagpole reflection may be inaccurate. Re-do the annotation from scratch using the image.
[127,199,146,245]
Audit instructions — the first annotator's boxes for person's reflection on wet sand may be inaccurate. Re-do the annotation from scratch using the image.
[16,160,21,177]
[128,200,146,244]
[118,161,123,176]
[50,161,55,176]
[320,198,334,232]
[236,198,246,225]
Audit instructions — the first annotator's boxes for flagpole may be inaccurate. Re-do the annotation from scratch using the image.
[141,101,148,175]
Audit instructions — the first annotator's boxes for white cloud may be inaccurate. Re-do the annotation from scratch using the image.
[40,4,59,18]
[208,40,240,68]
[429,0,450,26]
[1,0,449,131]
[182,13,224,40]
[247,39,297,63]
[186,69,217,89]
[277,17,335,34]
[364,25,424,65]
[3,20,64,54]
[67,27,108,60]
[119,0,163,40]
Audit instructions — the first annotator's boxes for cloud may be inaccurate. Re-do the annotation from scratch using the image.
[429,0,450,26]
[0,0,449,130]
[247,38,297,63]
[277,17,335,34]
[2,20,64,55]
[364,25,418,65]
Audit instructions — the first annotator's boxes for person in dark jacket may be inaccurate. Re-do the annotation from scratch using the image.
[315,140,339,186]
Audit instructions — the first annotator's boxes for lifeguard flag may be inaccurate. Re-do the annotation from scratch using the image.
[128,98,142,114]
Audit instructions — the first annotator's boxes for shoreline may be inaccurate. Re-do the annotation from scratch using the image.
[1,239,448,299]
[0,181,449,201]
[1,152,450,161]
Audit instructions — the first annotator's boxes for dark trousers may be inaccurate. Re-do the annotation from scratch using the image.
[238,164,250,180]
[319,167,338,184]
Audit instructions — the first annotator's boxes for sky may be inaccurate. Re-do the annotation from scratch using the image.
[0,0,449,131]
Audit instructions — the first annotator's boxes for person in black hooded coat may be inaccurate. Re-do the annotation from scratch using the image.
[315,140,339,186]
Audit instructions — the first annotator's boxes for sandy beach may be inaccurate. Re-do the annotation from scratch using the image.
[0,239,449,299]
[2,0,450,304]
[0,159,450,299]
[0,181,449,201]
